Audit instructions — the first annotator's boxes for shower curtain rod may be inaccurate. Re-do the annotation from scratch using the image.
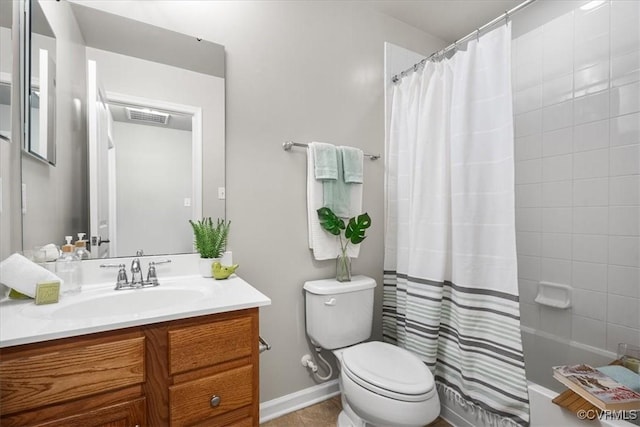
[391,0,537,83]
[282,141,381,160]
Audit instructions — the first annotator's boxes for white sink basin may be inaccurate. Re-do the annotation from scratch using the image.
[21,282,211,320]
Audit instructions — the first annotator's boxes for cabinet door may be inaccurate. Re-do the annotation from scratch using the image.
[34,398,146,427]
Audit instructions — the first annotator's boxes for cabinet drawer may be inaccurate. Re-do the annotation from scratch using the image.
[169,364,253,426]
[168,316,253,374]
[0,336,145,415]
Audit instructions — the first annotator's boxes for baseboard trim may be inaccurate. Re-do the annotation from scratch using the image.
[259,379,341,424]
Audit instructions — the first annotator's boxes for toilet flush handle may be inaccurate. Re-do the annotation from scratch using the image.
[324,298,336,306]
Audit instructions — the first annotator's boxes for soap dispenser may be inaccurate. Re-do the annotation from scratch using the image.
[56,236,82,294]
[75,232,91,260]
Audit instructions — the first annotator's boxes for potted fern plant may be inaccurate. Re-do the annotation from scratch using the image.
[189,217,231,277]
[317,207,371,282]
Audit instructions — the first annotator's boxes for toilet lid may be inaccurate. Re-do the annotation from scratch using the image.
[342,341,434,400]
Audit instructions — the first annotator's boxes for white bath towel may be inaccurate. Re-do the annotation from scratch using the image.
[0,253,63,297]
[307,143,363,260]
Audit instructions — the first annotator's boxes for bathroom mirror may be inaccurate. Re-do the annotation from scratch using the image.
[20,0,225,258]
[27,0,57,164]
[0,1,11,142]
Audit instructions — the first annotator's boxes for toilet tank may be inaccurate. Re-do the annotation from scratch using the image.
[303,275,376,350]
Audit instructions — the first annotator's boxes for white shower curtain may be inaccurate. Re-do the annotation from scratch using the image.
[384,24,529,426]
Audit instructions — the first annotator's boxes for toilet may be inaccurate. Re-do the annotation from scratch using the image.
[304,275,440,427]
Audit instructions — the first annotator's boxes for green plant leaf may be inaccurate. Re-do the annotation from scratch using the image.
[189,217,231,258]
[317,207,345,236]
[345,213,371,244]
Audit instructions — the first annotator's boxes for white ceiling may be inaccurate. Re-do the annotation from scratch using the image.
[366,0,528,43]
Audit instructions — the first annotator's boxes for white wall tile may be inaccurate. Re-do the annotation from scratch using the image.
[611,81,640,117]
[516,158,542,184]
[606,323,640,353]
[610,144,640,176]
[515,109,543,137]
[517,232,541,256]
[543,100,573,132]
[609,236,640,267]
[516,208,542,232]
[573,289,606,321]
[611,0,640,57]
[575,34,609,72]
[542,233,572,260]
[572,315,606,349]
[612,49,640,88]
[518,255,541,281]
[609,207,640,236]
[543,74,573,107]
[573,119,609,152]
[543,154,573,182]
[573,148,609,179]
[515,85,543,114]
[607,294,640,329]
[573,261,608,292]
[542,180,572,207]
[574,1,609,42]
[573,234,609,263]
[516,27,543,68]
[543,12,574,80]
[518,279,539,305]
[610,112,640,147]
[541,257,572,284]
[539,306,572,339]
[573,178,609,207]
[609,176,640,206]
[543,127,573,157]
[515,59,543,92]
[516,134,543,161]
[574,90,610,125]
[574,62,610,98]
[520,302,540,329]
[542,207,573,233]
[608,265,640,298]
[516,183,542,208]
[573,207,608,235]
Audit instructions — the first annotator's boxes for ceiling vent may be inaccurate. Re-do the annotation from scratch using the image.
[126,107,170,125]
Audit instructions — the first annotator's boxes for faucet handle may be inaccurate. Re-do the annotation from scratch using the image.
[116,264,129,287]
[147,263,158,285]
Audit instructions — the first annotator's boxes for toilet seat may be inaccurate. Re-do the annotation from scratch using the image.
[341,341,435,402]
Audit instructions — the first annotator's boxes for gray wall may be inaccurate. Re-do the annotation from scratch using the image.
[113,121,193,256]
[44,0,445,402]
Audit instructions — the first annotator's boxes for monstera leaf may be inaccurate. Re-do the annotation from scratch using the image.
[317,207,345,235]
[345,213,371,244]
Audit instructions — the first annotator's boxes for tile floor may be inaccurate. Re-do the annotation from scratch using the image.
[260,395,451,427]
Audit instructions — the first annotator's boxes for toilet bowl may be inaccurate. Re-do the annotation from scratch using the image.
[303,276,441,427]
[334,341,440,427]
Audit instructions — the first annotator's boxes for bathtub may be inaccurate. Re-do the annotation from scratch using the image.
[439,327,638,427]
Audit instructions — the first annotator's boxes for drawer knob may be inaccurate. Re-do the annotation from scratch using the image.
[210,395,221,408]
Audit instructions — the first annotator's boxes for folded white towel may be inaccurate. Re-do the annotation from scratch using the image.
[0,253,63,298]
[307,148,363,260]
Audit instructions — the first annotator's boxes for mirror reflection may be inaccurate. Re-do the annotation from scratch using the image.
[21,1,225,259]
[28,0,57,164]
[0,1,12,142]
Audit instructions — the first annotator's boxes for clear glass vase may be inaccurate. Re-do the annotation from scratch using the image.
[336,253,351,282]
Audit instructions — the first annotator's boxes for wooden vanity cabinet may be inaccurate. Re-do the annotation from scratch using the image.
[0,308,260,427]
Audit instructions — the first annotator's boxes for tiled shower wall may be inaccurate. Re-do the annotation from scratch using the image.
[513,0,640,354]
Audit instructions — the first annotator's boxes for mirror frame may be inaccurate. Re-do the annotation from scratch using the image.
[23,0,57,166]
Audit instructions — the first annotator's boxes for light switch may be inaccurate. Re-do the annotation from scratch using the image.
[184,198,191,207]
[218,187,226,200]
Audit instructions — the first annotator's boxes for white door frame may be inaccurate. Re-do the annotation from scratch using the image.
[104,91,203,224]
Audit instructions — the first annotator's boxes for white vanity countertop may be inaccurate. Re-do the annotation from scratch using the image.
[0,274,271,348]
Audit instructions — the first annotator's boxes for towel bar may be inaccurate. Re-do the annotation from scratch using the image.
[259,336,272,353]
[282,141,380,160]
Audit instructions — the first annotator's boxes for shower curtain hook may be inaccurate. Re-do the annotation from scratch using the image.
[476,28,480,42]
[504,10,509,23]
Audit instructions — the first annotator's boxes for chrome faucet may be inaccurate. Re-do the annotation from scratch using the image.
[100,250,171,290]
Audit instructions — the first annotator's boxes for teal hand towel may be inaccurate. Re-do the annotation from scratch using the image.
[340,146,363,184]
[597,366,640,392]
[323,150,350,217]
[311,142,338,180]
